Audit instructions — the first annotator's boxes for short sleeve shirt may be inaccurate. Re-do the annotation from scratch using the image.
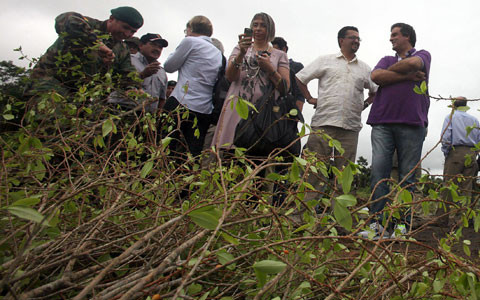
[366,48,431,127]
[296,52,377,131]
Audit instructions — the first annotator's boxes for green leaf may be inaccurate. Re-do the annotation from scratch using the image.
[474,214,480,232]
[433,279,444,293]
[464,154,473,167]
[235,97,249,120]
[420,80,427,93]
[3,114,14,120]
[33,160,46,181]
[289,108,298,116]
[299,123,306,137]
[187,283,202,295]
[289,161,300,183]
[216,249,235,265]
[329,139,345,155]
[102,119,114,137]
[340,164,353,194]
[188,206,221,230]
[6,206,50,226]
[198,292,210,300]
[293,223,314,233]
[466,125,475,138]
[335,194,357,207]
[221,232,239,245]
[413,85,423,95]
[295,157,308,166]
[428,189,438,199]
[399,189,412,203]
[421,201,431,215]
[413,282,428,296]
[253,260,287,274]
[140,161,153,178]
[333,203,352,231]
[11,196,41,207]
[463,240,471,256]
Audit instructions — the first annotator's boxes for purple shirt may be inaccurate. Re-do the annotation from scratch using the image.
[367,48,431,127]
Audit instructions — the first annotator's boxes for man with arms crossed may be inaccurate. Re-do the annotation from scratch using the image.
[360,23,431,239]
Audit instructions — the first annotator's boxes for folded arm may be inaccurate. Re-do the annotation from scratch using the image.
[371,56,425,86]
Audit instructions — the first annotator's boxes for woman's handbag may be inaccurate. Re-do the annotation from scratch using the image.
[234,84,304,156]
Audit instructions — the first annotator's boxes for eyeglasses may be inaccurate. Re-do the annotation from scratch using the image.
[344,36,361,42]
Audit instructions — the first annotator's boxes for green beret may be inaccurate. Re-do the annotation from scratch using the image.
[111,6,144,29]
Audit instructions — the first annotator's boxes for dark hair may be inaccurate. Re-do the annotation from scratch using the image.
[454,97,467,108]
[272,37,288,52]
[391,23,416,47]
[337,26,359,47]
[187,16,213,37]
[167,80,177,87]
[250,12,275,42]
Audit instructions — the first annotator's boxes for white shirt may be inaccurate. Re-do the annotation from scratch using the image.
[296,52,377,131]
[130,52,168,112]
[164,36,222,114]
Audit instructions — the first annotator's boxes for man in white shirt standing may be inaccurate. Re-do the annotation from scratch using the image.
[131,33,168,113]
[296,26,377,201]
[163,15,222,158]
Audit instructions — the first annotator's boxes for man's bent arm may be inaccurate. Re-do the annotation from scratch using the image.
[295,76,316,106]
[387,56,424,74]
[371,69,424,86]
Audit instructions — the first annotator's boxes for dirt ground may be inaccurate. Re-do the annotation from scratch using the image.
[408,214,480,258]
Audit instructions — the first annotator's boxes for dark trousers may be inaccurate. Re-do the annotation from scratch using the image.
[163,97,212,159]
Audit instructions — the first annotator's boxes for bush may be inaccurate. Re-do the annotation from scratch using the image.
[1,60,480,300]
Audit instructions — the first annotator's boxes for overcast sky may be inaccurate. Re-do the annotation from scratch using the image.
[2,0,479,175]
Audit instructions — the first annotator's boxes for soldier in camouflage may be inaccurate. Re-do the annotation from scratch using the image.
[28,6,144,97]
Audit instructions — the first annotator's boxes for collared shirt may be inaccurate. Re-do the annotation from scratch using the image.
[441,110,480,156]
[296,52,377,131]
[367,48,431,127]
[164,36,222,114]
[130,52,168,112]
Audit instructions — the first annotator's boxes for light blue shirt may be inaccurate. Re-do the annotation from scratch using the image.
[441,109,480,156]
[130,52,168,113]
[164,36,222,114]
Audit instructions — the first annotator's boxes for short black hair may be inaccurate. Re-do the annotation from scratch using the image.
[391,23,416,47]
[167,80,177,87]
[337,26,358,47]
[454,98,467,108]
[272,37,288,52]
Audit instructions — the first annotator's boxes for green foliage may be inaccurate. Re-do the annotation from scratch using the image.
[1,59,479,300]
[414,80,428,95]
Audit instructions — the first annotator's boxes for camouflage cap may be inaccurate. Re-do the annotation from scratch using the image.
[111,7,144,29]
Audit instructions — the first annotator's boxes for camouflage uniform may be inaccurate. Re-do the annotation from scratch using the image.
[29,12,139,96]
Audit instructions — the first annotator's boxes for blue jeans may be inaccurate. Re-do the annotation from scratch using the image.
[370,124,426,226]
